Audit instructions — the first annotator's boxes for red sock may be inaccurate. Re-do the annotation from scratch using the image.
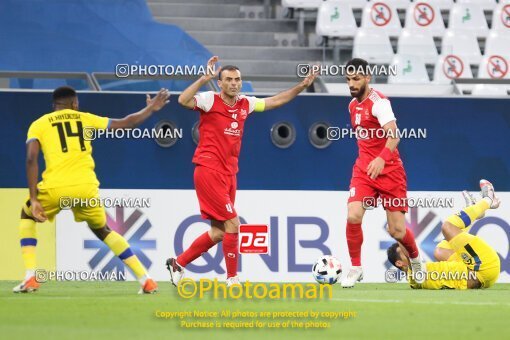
[399,227,419,259]
[346,222,363,266]
[222,232,239,278]
[177,232,216,267]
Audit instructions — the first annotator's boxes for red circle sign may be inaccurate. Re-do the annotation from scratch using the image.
[487,55,508,79]
[501,4,510,28]
[414,3,435,27]
[371,2,392,27]
[442,55,464,79]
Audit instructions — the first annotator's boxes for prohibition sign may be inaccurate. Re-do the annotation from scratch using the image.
[487,56,508,79]
[501,4,510,29]
[414,3,435,27]
[371,2,392,26]
[442,55,464,79]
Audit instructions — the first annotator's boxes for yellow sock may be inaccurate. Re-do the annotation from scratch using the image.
[446,199,490,229]
[19,219,37,271]
[103,231,147,280]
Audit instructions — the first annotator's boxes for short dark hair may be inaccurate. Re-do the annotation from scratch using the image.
[218,65,240,80]
[346,58,370,75]
[53,86,77,102]
[387,243,401,268]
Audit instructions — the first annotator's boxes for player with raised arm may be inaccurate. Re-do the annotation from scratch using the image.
[387,180,501,289]
[14,86,170,294]
[341,58,426,288]
[166,56,317,286]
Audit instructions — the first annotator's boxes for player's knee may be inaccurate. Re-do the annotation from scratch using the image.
[347,211,363,224]
[90,225,111,240]
[441,221,453,235]
[388,225,405,240]
[434,247,452,261]
[210,229,224,243]
[20,208,33,220]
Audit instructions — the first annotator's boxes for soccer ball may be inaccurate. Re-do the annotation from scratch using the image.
[312,255,342,284]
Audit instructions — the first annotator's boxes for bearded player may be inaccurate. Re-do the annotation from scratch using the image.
[14,86,169,294]
[341,58,426,288]
[387,180,501,289]
[167,56,317,286]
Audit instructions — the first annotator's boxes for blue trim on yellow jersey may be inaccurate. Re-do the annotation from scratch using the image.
[20,238,37,246]
[106,119,111,129]
[458,211,472,227]
[26,137,38,144]
[119,247,134,260]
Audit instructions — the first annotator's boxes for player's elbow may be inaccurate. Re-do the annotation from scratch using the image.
[177,95,189,107]
[26,155,37,166]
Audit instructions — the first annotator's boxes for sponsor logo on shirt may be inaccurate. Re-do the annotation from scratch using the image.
[224,125,242,136]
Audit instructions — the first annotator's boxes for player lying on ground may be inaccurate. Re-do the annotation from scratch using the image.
[14,86,170,294]
[387,180,501,289]
[167,56,317,286]
[342,58,426,288]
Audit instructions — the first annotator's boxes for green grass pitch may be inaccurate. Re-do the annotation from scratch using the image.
[1,282,509,339]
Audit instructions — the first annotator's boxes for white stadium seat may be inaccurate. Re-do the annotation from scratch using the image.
[485,31,510,58]
[282,0,322,9]
[404,2,445,37]
[361,2,401,36]
[339,0,368,10]
[382,0,410,10]
[316,1,357,37]
[352,28,394,63]
[471,84,508,96]
[492,2,510,32]
[397,29,438,64]
[448,4,488,37]
[456,0,497,11]
[388,55,430,83]
[422,0,455,11]
[478,55,510,79]
[441,30,481,64]
[433,54,473,83]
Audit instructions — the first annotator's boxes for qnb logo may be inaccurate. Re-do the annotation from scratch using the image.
[239,224,269,254]
[84,207,156,279]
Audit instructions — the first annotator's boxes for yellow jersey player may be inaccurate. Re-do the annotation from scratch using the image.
[14,86,170,294]
[387,179,501,289]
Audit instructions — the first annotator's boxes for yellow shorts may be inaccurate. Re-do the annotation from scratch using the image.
[450,232,500,288]
[22,184,106,229]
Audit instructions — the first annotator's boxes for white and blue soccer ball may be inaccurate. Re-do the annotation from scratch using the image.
[312,255,342,284]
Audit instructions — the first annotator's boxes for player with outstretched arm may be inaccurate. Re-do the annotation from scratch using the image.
[14,86,170,294]
[341,58,427,288]
[167,56,317,286]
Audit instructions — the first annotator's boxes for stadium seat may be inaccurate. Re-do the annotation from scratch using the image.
[316,2,357,37]
[492,2,510,32]
[397,29,438,64]
[441,30,482,64]
[471,84,508,96]
[456,0,497,11]
[352,28,394,63]
[423,0,455,11]
[382,0,410,10]
[282,0,321,9]
[339,0,368,10]
[361,2,401,36]
[388,55,430,83]
[478,55,510,79]
[433,54,473,83]
[404,2,445,37]
[448,4,489,37]
[485,31,510,58]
